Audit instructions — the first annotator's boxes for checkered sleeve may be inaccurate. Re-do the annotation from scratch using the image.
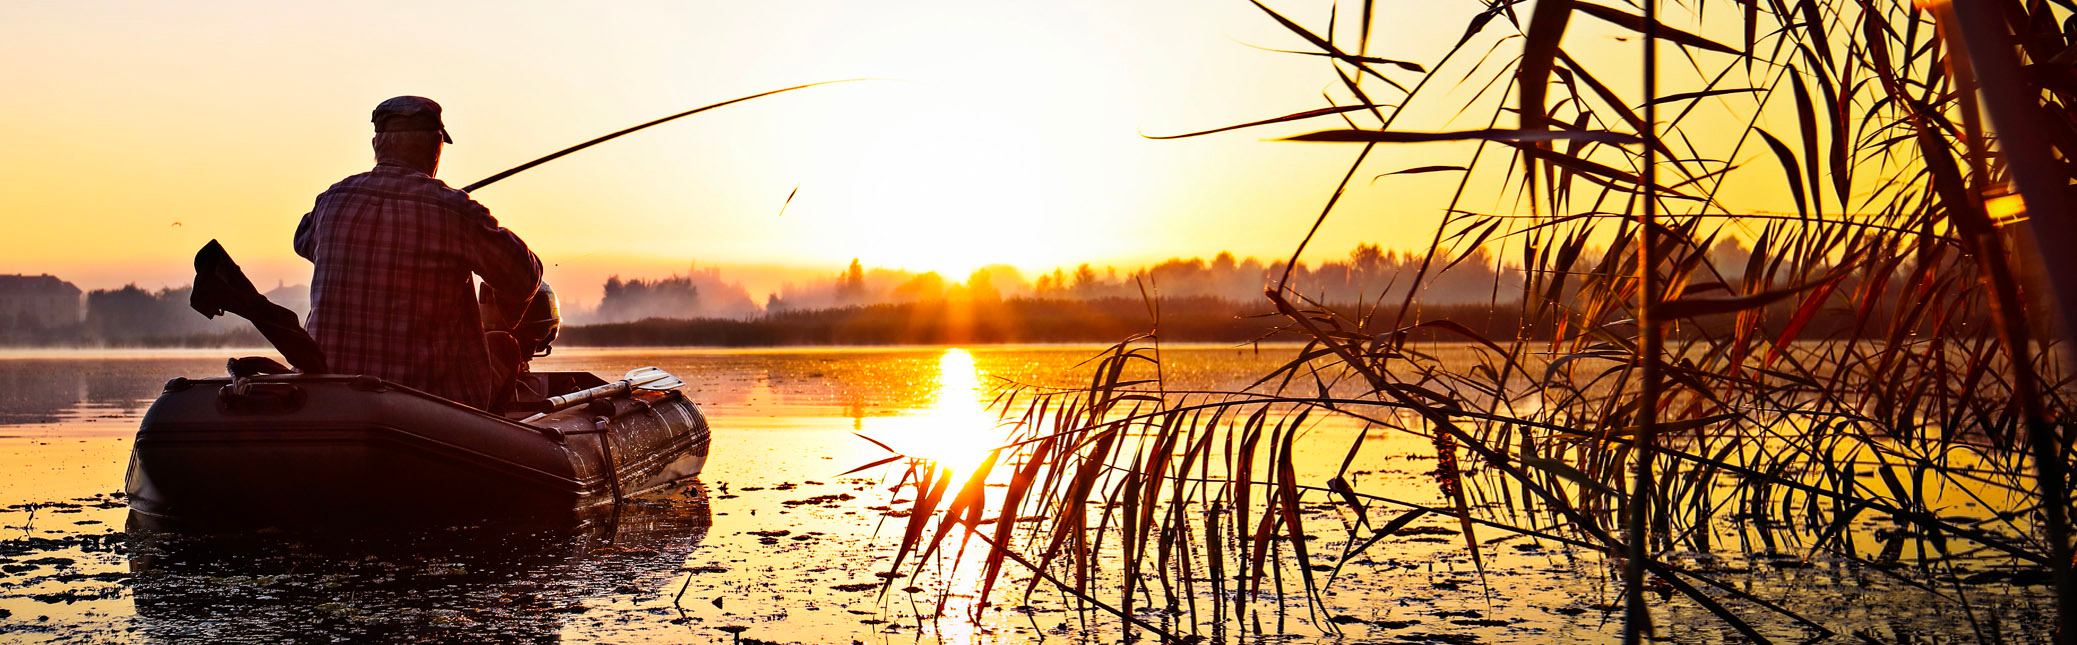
[454,197,542,322]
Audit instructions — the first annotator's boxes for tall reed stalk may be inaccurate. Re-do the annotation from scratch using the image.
[1624,0,1665,641]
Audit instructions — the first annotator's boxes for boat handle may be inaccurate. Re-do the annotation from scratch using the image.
[216,380,306,414]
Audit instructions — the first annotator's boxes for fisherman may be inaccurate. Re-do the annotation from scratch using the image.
[294,96,541,409]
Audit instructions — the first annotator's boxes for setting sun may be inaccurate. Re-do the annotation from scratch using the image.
[0,1,1478,303]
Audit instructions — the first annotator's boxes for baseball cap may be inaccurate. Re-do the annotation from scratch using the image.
[372,96,454,144]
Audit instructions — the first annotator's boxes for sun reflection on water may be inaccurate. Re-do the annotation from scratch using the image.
[861,348,1003,475]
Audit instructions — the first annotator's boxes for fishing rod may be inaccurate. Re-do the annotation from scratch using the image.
[187,80,866,373]
[461,78,869,193]
[459,79,867,364]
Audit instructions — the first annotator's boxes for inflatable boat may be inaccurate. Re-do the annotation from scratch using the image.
[125,367,710,527]
[136,251,709,527]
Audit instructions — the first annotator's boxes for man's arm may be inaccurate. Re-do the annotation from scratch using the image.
[293,210,319,261]
[456,200,543,326]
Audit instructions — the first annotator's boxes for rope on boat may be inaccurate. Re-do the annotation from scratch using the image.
[592,416,626,509]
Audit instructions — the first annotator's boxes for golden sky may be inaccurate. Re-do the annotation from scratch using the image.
[1,0,1783,305]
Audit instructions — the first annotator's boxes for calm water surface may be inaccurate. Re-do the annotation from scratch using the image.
[0,345,2052,643]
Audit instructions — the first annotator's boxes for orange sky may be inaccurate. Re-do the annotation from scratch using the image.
[1,0,1786,306]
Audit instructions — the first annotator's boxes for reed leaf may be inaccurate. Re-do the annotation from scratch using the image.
[1144,104,1394,140]
[1570,1,1747,56]
[1283,127,1642,144]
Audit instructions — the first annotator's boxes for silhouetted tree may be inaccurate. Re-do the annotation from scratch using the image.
[596,276,699,323]
[967,268,1002,302]
[892,272,946,302]
[838,258,866,303]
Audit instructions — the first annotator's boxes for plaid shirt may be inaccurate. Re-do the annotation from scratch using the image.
[295,163,541,408]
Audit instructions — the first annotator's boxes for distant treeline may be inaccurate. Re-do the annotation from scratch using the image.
[0,283,286,347]
[0,286,1999,349]
[584,243,1529,323]
[564,296,1561,347]
[1,237,2003,348]
[563,287,1996,348]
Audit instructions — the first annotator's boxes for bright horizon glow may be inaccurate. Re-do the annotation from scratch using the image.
[0,1,1477,307]
[1,1,1799,306]
[805,83,1052,279]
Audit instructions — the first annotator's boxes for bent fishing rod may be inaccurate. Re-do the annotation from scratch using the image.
[186,81,867,371]
[460,78,868,193]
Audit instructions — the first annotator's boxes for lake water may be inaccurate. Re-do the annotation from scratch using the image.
[0,345,2053,643]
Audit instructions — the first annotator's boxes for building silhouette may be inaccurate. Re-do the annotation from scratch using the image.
[0,274,83,329]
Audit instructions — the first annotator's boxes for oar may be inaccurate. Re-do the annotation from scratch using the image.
[521,366,684,422]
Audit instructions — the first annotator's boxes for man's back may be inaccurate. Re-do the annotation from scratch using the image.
[295,163,540,408]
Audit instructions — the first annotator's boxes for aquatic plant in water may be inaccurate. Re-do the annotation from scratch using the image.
[855,0,2077,642]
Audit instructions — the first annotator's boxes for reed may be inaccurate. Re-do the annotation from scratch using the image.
[853,0,2077,641]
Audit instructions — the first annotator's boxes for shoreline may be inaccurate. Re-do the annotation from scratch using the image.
[0,341,1316,360]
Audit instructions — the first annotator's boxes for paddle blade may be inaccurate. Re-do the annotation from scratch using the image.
[625,366,685,391]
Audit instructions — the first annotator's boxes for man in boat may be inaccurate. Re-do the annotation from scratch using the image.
[294,96,542,409]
